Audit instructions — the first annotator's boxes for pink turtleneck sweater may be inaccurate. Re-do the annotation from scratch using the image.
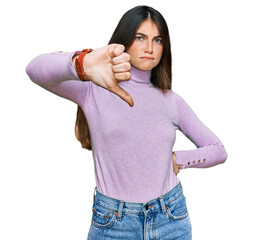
[25,50,228,203]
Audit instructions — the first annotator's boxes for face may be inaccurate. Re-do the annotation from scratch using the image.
[126,19,163,71]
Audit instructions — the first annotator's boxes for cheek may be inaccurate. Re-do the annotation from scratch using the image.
[128,51,139,63]
[127,50,136,62]
[156,49,163,63]
[157,47,163,58]
[127,42,144,55]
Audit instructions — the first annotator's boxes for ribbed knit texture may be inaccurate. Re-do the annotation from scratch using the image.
[25,51,228,203]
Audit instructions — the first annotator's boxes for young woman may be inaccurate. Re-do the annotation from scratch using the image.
[26,5,228,240]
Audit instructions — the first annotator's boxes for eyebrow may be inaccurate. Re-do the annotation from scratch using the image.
[136,32,162,38]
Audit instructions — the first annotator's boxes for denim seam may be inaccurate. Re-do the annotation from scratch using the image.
[95,201,117,212]
[167,209,189,221]
[166,189,183,205]
[94,189,183,216]
[91,214,117,229]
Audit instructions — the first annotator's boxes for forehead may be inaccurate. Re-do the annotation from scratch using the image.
[136,19,160,36]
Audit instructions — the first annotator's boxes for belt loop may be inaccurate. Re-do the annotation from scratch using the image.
[93,186,97,204]
[159,196,166,214]
[117,201,124,220]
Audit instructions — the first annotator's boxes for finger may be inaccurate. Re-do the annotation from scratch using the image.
[108,44,125,58]
[114,72,131,81]
[112,52,130,65]
[109,84,134,107]
[112,62,131,73]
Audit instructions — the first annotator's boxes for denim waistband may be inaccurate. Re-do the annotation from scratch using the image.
[92,182,183,217]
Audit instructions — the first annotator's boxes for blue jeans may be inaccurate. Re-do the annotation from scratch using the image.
[87,182,192,239]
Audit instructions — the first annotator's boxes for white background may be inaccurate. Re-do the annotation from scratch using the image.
[0,0,252,239]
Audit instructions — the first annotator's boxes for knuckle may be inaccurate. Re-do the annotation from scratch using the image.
[107,44,112,52]
[117,44,125,51]
[125,72,131,79]
[114,73,120,79]
[112,57,118,65]
[108,44,116,55]
[112,65,117,72]
[125,62,131,71]
[123,52,131,61]
[107,82,116,90]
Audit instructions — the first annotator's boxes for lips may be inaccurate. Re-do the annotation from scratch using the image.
[140,56,155,60]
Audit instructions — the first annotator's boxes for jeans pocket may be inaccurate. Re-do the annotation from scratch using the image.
[166,191,189,221]
[91,202,117,229]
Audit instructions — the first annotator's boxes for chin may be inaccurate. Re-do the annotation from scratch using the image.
[134,65,154,71]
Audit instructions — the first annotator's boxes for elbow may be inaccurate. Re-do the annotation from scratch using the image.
[25,62,33,79]
[218,144,228,165]
[25,56,45,86]
[221,150,228,164]
[25,58,38,83]
[209,142,228,166]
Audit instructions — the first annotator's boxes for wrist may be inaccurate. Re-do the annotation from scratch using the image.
[83,53,92,81]
[75,48,93,81]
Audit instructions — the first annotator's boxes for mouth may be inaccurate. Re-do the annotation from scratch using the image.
[140,56,155,60]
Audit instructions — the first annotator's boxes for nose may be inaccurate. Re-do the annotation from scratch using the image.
[144,40,153,54]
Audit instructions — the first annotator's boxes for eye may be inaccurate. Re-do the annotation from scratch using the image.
[154,38,163,44]
[136,36,144,41]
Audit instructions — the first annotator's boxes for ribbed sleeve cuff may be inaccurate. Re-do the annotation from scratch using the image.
[173,148,208,169]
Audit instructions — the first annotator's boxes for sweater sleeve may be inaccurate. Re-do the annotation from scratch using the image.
[172,91,228,169]
[25,50,91,106]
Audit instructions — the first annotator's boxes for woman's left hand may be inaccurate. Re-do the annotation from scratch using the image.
[172,152,182,175]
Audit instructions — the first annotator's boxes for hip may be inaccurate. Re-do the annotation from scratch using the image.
[88,181,192,239]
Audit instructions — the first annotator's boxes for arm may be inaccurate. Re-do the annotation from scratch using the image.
[25,45,134,107]
[172,91,228,170]
[25,51,90,106]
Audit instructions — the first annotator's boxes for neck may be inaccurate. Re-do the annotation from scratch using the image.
[130,66,152,85]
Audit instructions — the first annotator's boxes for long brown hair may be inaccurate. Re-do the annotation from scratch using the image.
[75,5,172,150]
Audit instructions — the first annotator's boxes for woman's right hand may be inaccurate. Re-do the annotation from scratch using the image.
[172,152,182,175]
[83,44,134,107]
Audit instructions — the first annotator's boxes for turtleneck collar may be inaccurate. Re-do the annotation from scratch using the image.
[130,65,152,85]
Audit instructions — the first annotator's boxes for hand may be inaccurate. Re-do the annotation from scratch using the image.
[83,44,134,107]
[172,152,182,175]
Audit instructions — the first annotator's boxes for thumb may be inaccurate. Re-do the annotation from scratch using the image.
[108,44,125,58]
[109,84,134,107]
